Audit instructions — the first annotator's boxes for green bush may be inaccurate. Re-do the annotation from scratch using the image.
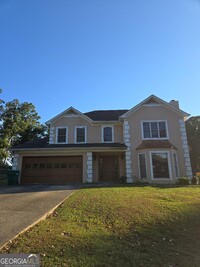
[191,176,199,185]
[178,177,190,185]
[120,176,127,183]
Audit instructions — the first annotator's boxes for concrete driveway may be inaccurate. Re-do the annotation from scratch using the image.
[0,184,81,248]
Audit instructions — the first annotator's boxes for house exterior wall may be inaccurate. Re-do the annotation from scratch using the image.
[12,97,191,184]
[15,150,126,184]
[125,105,190,182]
[50,117,123,144]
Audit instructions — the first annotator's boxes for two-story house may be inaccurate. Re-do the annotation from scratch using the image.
[12,95,192,184]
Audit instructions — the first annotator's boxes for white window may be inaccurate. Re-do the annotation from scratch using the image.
[102,126,114,143]
[75,126,87,143]
[142,121,168,139]
[150,151,172,179]
[138,153,147,179]
[56,127,68,143]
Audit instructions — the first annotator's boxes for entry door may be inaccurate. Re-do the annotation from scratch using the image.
[99,156,119,182]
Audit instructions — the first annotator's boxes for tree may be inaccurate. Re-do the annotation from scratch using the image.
[0,88,4,116]
[0,98,47,165]
[185,116,200,174]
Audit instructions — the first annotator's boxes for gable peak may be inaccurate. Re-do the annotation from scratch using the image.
[144,97,160,105]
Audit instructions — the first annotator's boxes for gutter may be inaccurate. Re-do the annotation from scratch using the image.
[12,146,127,154]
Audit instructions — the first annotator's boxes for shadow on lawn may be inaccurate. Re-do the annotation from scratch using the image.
[3,202,200,267]
[48,205,200,267]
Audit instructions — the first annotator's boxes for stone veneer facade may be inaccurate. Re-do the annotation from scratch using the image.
[12,153,19,171]
[179,119,192,177]
[123,120,133,183]
[49,127,55,144]
[87,152,93,183]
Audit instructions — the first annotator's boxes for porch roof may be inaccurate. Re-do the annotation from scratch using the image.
[11,138,127,151]
[136,140,177,150]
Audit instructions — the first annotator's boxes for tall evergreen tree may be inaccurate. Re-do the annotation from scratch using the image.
[186,116,200,174]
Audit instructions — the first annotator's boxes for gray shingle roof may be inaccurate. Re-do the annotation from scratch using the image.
[84,110,128,121]
[136,140,177,150]
[11,137,127,150]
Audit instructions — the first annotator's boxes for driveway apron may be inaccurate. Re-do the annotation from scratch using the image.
[0,185,80,248]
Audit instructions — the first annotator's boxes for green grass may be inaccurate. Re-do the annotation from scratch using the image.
[2,185,200,267]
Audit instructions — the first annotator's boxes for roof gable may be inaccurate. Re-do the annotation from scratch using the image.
[120,95,190,119]
[46,107,92,125]
[144,97,160,105]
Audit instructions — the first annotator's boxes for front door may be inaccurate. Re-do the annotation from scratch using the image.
[99,156,119,182]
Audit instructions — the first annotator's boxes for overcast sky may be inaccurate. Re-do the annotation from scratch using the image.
[0,0,200,123]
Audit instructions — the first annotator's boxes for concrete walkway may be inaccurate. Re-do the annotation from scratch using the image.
[0,185,80,248]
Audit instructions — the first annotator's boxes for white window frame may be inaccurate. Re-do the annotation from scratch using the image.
[56,126,68,144]
[75,126,87,143]
[141,120,169,140]
[149,151,172,180]
[101,125,114,143]
[138,153,147,179]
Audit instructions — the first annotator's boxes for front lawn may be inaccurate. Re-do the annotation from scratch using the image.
[1,185,200,267]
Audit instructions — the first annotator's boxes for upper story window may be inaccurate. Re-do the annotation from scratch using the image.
[142,121,168,139]
[75,126,86,143]
[102,126,114,143]
[56,127,68,143]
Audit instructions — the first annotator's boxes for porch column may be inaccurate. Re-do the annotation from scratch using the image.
[87,152,93,183]
[179,119,192,178]
[123,120,133,183]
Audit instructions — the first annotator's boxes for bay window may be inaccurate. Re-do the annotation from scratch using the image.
[150,152,171,179]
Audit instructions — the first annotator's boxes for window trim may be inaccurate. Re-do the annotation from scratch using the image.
[101,125,114,143]
[141,120,169,140]
[75,126,87,143]
[138,153,147,179]
[56,126,68,144]
[149,151,172,180]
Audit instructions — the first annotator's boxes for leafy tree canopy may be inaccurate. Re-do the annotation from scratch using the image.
[0,93,47,166]
[185,116,200,173]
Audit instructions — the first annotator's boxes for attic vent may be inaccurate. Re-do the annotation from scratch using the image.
[67,110,76,115]
[145,98,159,105]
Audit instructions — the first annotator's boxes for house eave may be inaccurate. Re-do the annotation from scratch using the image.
[46,106,93,125]
[120,94,190,119]
[91,120,122,125]
[12,146,127,154]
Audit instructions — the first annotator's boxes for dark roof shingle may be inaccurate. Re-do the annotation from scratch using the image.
[84,110,128,121]
[11,138,127,150]
[136,140,177,150]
